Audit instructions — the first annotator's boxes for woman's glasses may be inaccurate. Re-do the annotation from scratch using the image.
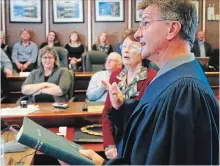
[120,44,142,52]
[41,56,55,60]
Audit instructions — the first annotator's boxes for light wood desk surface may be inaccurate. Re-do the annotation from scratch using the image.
[1,102,102,127]
[3,131,35,165]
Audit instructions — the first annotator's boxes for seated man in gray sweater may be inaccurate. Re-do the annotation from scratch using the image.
[0,48,13,76]
[86,52,122,102]
[12,28,38,72]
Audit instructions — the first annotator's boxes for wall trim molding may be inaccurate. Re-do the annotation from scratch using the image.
[2,0,6,37]
[88,0,92,50]
[45,0,49,37]
[202,0,206,32]
[128,0,131,28]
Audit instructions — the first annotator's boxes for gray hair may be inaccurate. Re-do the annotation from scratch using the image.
[39,47,60,68]
[138,0,198,48]
[108,52,122,66]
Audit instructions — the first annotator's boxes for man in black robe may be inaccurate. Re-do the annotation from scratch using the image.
[75,0,219,165]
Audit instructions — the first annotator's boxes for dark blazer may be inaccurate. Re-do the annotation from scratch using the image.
[191,40,212,57]
[39,42,61,49]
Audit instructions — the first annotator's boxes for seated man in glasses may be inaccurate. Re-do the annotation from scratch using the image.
[86,52,122,102]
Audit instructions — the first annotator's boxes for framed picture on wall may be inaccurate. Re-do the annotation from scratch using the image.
[135,0,142,22]
[9,0,42,23]
[95,0,124,22]
[52,0,84,23]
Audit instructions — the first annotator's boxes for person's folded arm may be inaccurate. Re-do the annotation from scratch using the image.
[86,73,106,101]
[87,86,106,101]
[22,71,47,95]
[41,85,63,96]
[41,68,72,97]
[22,82,47,95]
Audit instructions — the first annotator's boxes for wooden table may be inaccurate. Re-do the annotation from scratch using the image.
[1,102,102,127]
[3,131,35,165]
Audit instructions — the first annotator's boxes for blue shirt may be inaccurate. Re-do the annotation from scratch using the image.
[12,41,38,63]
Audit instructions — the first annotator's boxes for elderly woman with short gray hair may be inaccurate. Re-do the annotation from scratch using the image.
[22,46,71,102]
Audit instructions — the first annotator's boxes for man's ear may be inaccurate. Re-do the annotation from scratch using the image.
[167,21,181,40]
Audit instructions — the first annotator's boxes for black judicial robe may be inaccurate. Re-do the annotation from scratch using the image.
[106,60,219,165]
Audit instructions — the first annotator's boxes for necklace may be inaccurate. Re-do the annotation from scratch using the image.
[80,124,103,136]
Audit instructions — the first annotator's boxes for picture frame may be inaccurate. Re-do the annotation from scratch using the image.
[9,0,42,23]
[134,0,142,22]
[52,0,84,23]
[95,0,124,22]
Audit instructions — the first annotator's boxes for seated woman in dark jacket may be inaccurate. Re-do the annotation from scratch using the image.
[39,31,61,49]
[102,29,157,159]
[22,47,71,102]
[64,31,85,71]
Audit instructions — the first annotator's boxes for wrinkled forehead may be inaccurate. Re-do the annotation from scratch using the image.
[108,53,118,60]
[141,5,162,20]
[123,37,140,45]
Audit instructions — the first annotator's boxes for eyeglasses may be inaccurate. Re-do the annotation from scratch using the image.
[120,44,142,52]
[41,56,55,60]
[139,19,166,29]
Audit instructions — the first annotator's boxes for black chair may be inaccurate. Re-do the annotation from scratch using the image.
[82,51,108,72]
[208,48,219,71]
[16,68,76,105]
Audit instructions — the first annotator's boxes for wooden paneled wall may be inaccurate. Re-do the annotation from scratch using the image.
[0,0,219,51]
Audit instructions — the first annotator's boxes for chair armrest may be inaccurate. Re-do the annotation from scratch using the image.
[1,96,8,103]
[68,96,77,102]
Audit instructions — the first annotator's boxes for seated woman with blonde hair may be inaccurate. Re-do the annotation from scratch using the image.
[22,47,72,102]
[92,32,113,55]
